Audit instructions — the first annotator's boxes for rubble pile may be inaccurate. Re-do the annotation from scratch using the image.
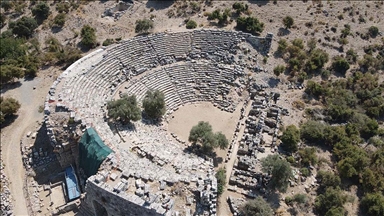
[0,162,13,216]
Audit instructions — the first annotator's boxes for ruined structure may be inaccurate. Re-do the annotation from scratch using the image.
[44,29,273,215]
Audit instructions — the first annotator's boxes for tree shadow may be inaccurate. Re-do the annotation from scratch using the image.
[0,115,18,128]
[51,26,63,33]
[277,27,290,36]
[0,81,22,94]
[247,0,269,7]
[267,77,280,88]
[145,0,174,10]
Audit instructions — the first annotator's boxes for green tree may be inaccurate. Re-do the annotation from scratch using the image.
[0,64,24,84]
[306,48,329,72]
[368,26,379,38]
[261,154,293,192]
[188,121,229,154]
[316,170,341,192]
[280,125,300,153]
[215,167,226,196]
[107,94,141,124]
[9,16,38,38]
[135,19,154,34]
[186,19,197,29]
[277,39,288,54]
[236,16,264,35]
[80,25,97,49]
[32,2,50,21]
[332,56,350,75]
[314,187,347,216]
[142,90,166,119]
[283,16,294,29]
[300,120,327,144]
[0,97,21,124]
[273,65,285,76]
[239,197,273,216]
[232,2,248,15]
[360,193,384,216]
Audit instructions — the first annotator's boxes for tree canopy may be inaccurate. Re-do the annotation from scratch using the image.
[215,167,226,196]
[32,2,50,21]
[188,121,229,154]
[239,197,273,216]
[261,154,293,192]
[0,97,21,124]
[314,187,347,216]
[9,16,38,38]
[142,90,166,119]
[283,16,294,29]
[81,25,97,49]
[236,16,264,35]
[107,94,141,124]
[280,124,300,153]
[135,19,154,34]
[360,192,384,216]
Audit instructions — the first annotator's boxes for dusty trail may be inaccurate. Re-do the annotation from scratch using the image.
[1,77,51,215]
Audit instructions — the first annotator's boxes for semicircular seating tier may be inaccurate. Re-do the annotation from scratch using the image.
[44,29,272,215]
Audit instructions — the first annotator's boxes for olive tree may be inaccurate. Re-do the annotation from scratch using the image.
[261,154,293,192]
[188,121,229,154]
[142,90,166,119]
[107,94,141,124]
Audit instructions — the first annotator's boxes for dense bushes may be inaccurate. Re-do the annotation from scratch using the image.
[0,97,21,124]
[186,19,197,29]
[135,19,154,34]
[9,16,38,38]
[207,9,230,25]
[332,56,350,75]
[236,16,264,35]
[80,25,97,48]
[360,193,384,216]
[314,187,347,216]
[53,13,66,27]
[239,197,273,216]
[273,65,285,76]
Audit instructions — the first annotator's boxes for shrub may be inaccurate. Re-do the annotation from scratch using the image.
[314,187,347,216]
[0,97,21,124]
[32,2,50,21]
[346,49,358,63]
[300,167,310,177]
[316,170,341,191]
[277,39,288,53]
[273,65,285,76]
[360,193,384,216]
[135,19,154,34]
[368,26,379,38]
[0,65,24,84]
[232,2,248,14]
[107,94,141,124]
[53,13,66,28]
[142,90,166,119]
[56,2,70,13]
[300,120,327,144]
[293,193,308,204]
[9,16,38,38]
[280,125,300,153]
[306,48,329,72]
[332,56,350,75]
[186,19,197,29]
[80,25,97,49]
[236,16,264,35]
[283,16,294,29]
[102,38,114,46]
[215,168,226,196]
[299,147,317,166]
[239,197,273,216]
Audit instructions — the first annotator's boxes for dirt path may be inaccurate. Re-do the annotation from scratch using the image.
[1,76,53,215]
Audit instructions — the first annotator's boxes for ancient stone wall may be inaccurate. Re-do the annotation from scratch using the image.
[84,179,162,216]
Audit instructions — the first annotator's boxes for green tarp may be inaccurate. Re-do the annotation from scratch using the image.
[79,128,113,178]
